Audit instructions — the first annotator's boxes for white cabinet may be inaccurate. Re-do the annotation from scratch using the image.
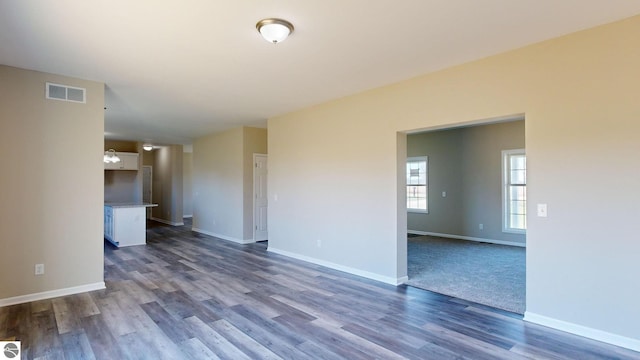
[104,152,139,170]
[104,205,148,247]
[104,206,114,241]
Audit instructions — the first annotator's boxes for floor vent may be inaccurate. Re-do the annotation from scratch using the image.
[46,82,86,103]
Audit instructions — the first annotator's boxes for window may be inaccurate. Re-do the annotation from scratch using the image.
[502,149,526,233]
[407,156,428,213]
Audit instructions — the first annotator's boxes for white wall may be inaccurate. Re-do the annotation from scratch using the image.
[268,16,640,349]
[0,65,105,302]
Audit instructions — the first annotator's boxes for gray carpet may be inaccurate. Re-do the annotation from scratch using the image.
[406,236,526,314]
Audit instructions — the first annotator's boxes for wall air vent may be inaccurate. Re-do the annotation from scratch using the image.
[46,82,86,103]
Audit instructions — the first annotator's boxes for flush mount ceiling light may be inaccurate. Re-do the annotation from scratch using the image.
[256,18,294,44]
[143,144,153,151]
[103,149,121,163]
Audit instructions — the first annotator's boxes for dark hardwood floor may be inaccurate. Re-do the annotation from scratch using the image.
[2,220,639,359]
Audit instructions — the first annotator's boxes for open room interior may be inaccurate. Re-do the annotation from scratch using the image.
[405,119,526,314]
[2,2,640,358]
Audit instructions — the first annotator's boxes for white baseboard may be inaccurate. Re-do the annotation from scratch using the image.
[150,217,184,226]
[408,230,525,248]
[192,227,255,245]
[524,312,640,352]
[0,282,106,308]
[268,247,407,286]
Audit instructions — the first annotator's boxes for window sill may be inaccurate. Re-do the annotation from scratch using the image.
[503,228,526,235]
[408,209,429,214]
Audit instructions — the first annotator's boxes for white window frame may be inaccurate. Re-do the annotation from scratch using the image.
[406,156,428,213]
[502,149,526,234]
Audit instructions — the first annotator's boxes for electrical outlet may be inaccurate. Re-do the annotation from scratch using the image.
[317,239,322,248]
[35,264,45,275]
[479,224,484,230]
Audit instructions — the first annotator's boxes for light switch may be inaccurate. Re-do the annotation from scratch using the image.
[35,264,44,275]
[537,204,548,217]
[442,191,447,197]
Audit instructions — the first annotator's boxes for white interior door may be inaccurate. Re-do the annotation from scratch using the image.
[142,166,152,219]
[254,154,268,241]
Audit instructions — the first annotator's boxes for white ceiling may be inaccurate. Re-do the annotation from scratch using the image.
[2,1,640,145]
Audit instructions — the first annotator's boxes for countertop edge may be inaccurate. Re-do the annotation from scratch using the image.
[104,203,158,208]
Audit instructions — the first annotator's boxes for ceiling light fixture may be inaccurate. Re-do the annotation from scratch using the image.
[103,149,121,163]
[143,144,153,151]
[256,18,294,44]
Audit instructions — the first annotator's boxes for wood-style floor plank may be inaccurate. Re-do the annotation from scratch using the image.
[209,319,283,360]
[1,219,639,359]
[273,313,374,360]
[183,316,252,360]
[180,337,222,360]
[59,330,96,360]
[79,314,129,360]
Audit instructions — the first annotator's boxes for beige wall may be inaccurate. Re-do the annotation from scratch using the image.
[103,140,141,203]
[104,170,138,203]
[193,127,244,240]
[0,65,104,301]
[268,16,640,346]
[104,140,137,152]
[142,148,154,166]
[408,120,526,245]
[152,145,183,224]
[192,127,267,242]
[183,152,193,217]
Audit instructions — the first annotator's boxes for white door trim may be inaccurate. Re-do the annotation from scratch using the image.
[142,165,153,219]
[253,153,268,241]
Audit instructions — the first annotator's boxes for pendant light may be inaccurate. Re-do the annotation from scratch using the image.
[103,149,121,163]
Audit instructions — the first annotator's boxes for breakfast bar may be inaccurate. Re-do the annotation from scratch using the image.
[104,203,157,247]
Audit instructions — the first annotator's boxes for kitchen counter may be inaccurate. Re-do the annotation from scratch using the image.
[104,202,158,208]
[104,203,157,247]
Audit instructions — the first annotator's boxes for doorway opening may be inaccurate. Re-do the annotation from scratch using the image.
[403,116,526,314]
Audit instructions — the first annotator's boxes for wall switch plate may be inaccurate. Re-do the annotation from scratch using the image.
[35,264,44,275]
[442,191,447,197]
[479,223,483,230]
[537,204,548,217]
